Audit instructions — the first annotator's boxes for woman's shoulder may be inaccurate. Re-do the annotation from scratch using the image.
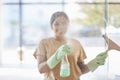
[68,38,83,46]
[39,37,54,43]
[69,38,80,43]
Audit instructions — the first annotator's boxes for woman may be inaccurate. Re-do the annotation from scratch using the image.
[33,12,107,80]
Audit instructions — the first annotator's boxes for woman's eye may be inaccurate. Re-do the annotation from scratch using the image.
[54,21,68,26]
[54,22,59,26]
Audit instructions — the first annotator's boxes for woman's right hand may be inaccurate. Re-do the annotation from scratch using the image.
[47,44,71,69]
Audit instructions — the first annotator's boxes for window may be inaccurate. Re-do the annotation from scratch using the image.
[2,1,120,80]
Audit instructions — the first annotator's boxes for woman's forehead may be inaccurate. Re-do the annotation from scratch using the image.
[55,16,68,21]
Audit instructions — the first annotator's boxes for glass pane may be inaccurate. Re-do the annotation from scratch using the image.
[22,5,63,46]
[2,5,19,47]
[107,4,120,38]
[2,5,20,64]
[22,0,62,3]
[3,0,19,3]
[108,5,120,29]
[107,4,120,80]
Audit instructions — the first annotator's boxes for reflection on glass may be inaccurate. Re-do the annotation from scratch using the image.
[22,5,62,46]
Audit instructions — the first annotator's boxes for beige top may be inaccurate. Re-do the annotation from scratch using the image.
[35,37,87,80]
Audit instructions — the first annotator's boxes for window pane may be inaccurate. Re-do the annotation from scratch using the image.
[2,5,20,64]
[2,5,19,47]
[3,0,19,3]
[107,5,120,34]
[108,5,120,80]
[22,5,63,46]
[109,5,120,28]
[22,0,63,3]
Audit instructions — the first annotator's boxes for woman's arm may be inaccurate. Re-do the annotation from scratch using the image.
[78,51,108,74]
[36,43,71,73]
[37,54,51,73]
[77,62,90,74]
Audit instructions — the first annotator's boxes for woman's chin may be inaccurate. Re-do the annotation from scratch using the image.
[56,34,64,38]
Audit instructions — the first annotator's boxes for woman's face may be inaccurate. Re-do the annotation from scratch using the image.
[52,16,69,37]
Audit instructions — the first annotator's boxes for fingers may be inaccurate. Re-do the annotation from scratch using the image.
[97,52,108,59]
[95,53,107,65]
[96,59,105,65]
[62,44,71,54]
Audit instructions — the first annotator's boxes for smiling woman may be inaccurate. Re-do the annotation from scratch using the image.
[33,12,87,80]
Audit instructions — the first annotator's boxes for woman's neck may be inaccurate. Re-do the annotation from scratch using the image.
[54,36,66,42]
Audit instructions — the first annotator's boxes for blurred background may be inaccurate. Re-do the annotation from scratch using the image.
[0,0,120,80]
